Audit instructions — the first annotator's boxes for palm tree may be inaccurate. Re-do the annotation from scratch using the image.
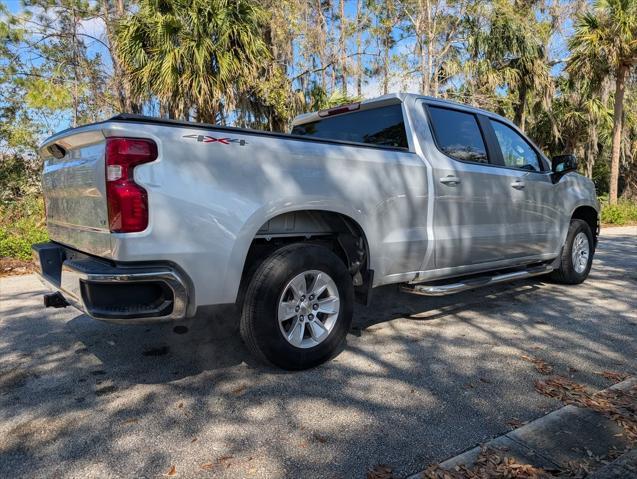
[569,0,637,204]
[461,0,553,130]
[115,0,270,123]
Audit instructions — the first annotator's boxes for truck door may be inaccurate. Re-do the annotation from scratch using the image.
[419,101,536,270]
[483,118,561,256]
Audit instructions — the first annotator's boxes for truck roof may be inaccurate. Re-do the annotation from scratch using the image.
[291,92,502,127]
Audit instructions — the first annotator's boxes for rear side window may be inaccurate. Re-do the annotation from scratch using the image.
[426,106,488,163]
[291,104,408,148]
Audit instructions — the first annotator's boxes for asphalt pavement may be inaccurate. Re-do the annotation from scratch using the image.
[1,226,636,478]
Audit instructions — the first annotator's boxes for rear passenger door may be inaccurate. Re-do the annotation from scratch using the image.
[422,102,539,270]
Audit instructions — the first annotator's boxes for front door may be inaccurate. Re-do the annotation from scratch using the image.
[485,118,561,257]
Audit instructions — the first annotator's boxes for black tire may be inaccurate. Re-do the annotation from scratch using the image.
[240,243,354,370]
[550,219,595,284]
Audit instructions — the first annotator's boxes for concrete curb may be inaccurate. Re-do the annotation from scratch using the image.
[590,449,637,478]
[407,377,637,478]
[600,225,637,235]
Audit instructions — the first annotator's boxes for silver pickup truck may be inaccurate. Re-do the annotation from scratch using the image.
[33,93,599,370]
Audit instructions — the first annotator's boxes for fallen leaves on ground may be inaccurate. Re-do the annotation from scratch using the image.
[422,447,552,479]
[198,455,235,471]
[534,376,588,403]
[166,465,177,476]
[367,464,394,479]
[520,354,554,375]
[505,418,526,429]
[595,371,629,383]
[231,385,247,395]
[562,459,591,477]
[535,376,637,442]
[0,258,36,277]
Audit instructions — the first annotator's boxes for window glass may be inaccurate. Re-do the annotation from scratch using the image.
[290,104,408,148]
[427,106,488,163]
[490,120,541,171]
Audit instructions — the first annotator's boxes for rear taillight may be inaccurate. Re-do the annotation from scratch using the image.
[105,137,157,233]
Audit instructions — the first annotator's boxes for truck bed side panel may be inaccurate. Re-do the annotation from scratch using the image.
[105,122,429,307]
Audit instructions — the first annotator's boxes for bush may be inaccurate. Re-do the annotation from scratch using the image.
[600,199,637,225]
[0,194,48,260]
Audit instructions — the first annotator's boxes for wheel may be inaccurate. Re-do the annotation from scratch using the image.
[550,219,595,284]
[240,243,354,370]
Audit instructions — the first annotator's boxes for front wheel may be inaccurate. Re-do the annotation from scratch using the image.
[550,219,595,284]
[240,243,354,370]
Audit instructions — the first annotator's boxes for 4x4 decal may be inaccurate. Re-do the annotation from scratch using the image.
[183,134,247,146]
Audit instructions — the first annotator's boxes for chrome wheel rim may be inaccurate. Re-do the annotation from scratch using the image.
[277,270,340,349]
[572,232,590,274]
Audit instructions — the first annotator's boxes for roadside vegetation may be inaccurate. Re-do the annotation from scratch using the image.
[600,197,637,225]
[0,152,47,268]
[1,0,636,264]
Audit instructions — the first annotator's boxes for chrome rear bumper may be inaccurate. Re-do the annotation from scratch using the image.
[32,242,189,323]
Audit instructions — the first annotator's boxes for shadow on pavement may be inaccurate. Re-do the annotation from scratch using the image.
[0,232,635,478]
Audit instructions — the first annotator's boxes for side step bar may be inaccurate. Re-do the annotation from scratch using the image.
[400,264,554,297]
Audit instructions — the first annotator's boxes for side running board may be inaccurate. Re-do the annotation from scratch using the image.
[400,264,553,297]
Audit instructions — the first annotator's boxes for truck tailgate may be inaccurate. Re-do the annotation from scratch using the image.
[40,129,112,257]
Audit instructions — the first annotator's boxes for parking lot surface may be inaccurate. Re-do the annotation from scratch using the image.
[1,227,636,478]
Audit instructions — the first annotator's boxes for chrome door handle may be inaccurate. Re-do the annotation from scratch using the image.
[440,176,461,186]
[511,180,526,189]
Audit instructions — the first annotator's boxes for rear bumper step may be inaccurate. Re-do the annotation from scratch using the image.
[400,264,553,297]
[32,242,189,323]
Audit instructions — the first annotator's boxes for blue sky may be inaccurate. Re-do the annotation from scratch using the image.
[4,0,577,133]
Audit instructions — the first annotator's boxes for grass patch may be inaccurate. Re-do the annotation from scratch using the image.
[599,197,637,226]
[0,194,48,260]
[602,202,637,225]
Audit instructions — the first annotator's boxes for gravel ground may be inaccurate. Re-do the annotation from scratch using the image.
[0,226,636,478]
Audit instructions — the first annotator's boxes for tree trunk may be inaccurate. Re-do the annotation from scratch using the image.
[382,1,391,96]
[103,0,138,113]
[339,0,347,96]
[425,0,432,96]
[609,64,628,205]
[355,0,362,97]
[514,83,527,131]
[585,148,593,179]
[382,48,389,95]
[317,0,328,92]
[71,6,79,127]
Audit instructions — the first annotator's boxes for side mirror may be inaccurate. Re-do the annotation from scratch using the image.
[552,154,577,174]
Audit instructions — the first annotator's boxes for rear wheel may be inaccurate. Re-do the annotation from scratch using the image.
[550,219,594,284]
[240,243,354,370]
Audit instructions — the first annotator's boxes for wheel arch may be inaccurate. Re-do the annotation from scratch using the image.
[224,207,374,305]
[571,204,599,245]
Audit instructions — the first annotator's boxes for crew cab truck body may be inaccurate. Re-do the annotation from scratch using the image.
[33,93,599,369]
